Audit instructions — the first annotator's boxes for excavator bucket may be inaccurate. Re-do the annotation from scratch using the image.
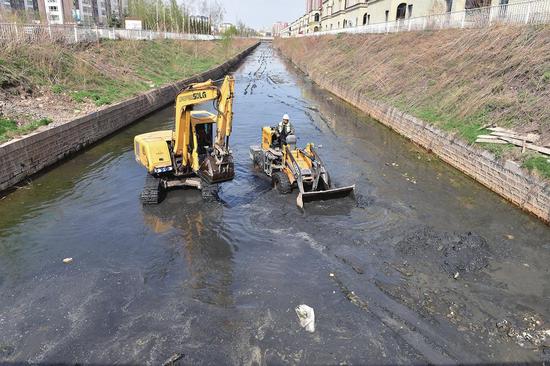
[198,154,235,184]
[296,185,355,209]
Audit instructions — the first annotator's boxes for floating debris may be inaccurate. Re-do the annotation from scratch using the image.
[329,272,368,311]
[163,353,184,366]
[295,304,315,333]
[496,315,549,349]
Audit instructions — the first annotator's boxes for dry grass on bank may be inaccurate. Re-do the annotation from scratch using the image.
[275,26,550,177]
[0,38,254,142]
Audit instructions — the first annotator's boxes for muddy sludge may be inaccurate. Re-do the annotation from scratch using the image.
[396,226,491,276]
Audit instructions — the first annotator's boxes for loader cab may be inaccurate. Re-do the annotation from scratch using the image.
[261,126,297,150]
[190,111,216,161]
[285,135,297,150]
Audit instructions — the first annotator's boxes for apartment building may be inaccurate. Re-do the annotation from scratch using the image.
[107,0,128,20]
[37,0,72,24]
[272,21,288,36]
[35,0,108,24]
[284,0,519,35]
[1,0,38,12]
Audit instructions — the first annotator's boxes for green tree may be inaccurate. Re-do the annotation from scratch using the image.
[221,25,238,56]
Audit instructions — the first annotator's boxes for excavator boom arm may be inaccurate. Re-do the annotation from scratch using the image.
[173,76,235,160]
[215,76,235,149]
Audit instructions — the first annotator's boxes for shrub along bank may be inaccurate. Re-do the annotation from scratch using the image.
[0,38,255,143]
[275,26,550,179]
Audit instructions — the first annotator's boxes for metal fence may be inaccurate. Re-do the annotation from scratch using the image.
[285,0,550,37]
[0,23,219,43]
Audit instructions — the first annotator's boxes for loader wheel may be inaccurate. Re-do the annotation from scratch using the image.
[201,180,219,201]
[141,175,164,205]
[272,172,292,194]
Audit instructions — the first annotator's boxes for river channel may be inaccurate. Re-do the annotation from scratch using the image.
[0,43,548,365]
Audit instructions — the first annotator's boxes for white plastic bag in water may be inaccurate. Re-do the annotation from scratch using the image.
[295,304,315,333]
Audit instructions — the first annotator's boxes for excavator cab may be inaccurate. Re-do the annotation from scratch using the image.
[190,111,215,158]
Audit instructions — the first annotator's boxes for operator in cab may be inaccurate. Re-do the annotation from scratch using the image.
[276,114,295,147]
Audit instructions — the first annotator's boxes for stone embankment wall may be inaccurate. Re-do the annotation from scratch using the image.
[291,62,550,223]
[0,42,260,193]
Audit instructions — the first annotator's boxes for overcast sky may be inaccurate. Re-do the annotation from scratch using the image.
[218,0,304,29]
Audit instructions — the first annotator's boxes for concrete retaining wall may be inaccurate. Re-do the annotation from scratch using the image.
[296,66,550,223]
[0,42,259,193]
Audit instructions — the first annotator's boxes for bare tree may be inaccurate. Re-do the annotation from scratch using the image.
[209,0,225,27]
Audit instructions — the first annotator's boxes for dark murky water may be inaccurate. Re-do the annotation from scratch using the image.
[0,43,548,365]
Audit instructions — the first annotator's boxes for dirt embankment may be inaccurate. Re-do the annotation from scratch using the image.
[274,26,550,178]
[0,38,255,142]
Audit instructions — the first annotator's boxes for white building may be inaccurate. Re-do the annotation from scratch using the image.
[284,0,526,36]
[43,0,65,24]
[124,17,142,29]
[272,21,289,36]
[219,22,234,32]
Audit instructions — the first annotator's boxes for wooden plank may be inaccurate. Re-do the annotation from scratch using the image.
[487,127,517,134]
[477,123,495,131]
[486,127,541,142]
[489,131,540,143]
[498,136,550,156]
[495,132,541,142]
[476,135,501,140]
[476,138,508,144]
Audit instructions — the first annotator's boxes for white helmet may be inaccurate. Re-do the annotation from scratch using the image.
[283,114,290,121]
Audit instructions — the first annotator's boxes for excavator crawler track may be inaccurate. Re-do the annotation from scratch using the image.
[140,175,164,205]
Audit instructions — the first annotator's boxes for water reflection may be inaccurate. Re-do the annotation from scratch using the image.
[142,199,234,307]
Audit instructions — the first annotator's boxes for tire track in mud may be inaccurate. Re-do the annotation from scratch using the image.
[325,252,482,364]
[243,48,271,96]
[328,264,482,365]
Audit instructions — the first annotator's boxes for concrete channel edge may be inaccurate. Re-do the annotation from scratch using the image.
[0,42,260,194]
[285,56,550,224]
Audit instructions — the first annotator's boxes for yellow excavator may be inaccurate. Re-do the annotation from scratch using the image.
[250,126,355,209]
[134,76,235,204]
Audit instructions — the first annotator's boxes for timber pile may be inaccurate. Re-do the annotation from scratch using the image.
[475,127,550,156]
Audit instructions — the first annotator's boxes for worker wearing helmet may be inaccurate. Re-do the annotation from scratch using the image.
[276,114,295,147]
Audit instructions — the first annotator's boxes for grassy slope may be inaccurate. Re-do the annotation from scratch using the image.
[275,26,550,178]
[0,38,254,142]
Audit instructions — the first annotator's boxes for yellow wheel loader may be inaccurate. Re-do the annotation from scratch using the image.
[250,126,355,209]
[134,76,235,204]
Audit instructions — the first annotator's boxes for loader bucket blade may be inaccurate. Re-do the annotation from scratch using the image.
[297,185,355,208]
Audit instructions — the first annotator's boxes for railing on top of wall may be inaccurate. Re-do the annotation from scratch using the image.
[283,0,550,37]
[0,23,221,43]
